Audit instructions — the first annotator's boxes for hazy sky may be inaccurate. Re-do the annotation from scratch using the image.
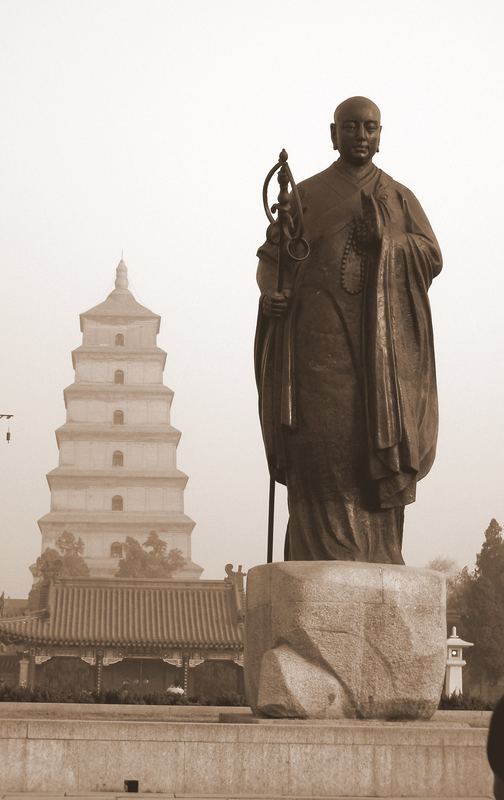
[1,0,503,597]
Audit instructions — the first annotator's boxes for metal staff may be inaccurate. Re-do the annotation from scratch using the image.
[262,150,310,563]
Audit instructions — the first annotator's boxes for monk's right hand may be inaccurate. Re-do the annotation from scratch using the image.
[262,289,292,318]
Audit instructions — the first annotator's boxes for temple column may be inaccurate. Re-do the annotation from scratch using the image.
[182,654,189,694]
[95,650,104,693]
[18,656,30,688]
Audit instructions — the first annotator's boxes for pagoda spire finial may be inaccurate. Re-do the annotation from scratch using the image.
[115,257,128,290]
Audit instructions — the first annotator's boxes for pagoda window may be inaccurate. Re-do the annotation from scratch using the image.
[114,369,125,384]
[115,334,125,346]
[113,410,124,425]
[112,495,123,511]
[110,541,123,558]
[112,450,124,467]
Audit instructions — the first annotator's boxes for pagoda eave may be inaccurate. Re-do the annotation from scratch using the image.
[79,312,161,332]
[71,346,167,370]
[46,469,189,489]
[38,511,196,531]
[55,424,182,445]
[63,383,174,406]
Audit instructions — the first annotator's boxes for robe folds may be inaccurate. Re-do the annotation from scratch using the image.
[255,158,442,564]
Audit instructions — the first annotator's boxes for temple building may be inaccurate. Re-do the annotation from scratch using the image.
[0,570,245,696]
[0,261,244,697]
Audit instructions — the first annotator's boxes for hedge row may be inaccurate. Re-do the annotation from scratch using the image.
[0,685,246,706]
[0,684,495,710]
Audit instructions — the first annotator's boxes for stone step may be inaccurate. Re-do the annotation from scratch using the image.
[0,795,493,800]
[0,714,493,797]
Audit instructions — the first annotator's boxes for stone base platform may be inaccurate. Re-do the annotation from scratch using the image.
[245,562,447,720]
[0,710,493,797]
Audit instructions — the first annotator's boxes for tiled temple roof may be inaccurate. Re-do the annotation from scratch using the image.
[0,577,244,650]
[1,598,28,618]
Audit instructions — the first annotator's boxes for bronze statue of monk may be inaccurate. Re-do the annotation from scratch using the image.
[255,97,442,564]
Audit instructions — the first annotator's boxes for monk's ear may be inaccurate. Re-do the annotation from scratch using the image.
[377,125,382,153]
[330,123,338,151]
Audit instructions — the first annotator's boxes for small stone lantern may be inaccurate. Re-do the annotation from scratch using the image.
[445,626,473,696]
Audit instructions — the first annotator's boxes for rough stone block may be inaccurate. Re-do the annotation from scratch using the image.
[245,561,446,720]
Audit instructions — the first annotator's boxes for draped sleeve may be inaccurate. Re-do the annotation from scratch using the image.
[365,180,442,507]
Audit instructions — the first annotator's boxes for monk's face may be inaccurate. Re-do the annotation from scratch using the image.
[330,98,381,166]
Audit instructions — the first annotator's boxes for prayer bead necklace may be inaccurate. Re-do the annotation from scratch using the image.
[340,221,367,295]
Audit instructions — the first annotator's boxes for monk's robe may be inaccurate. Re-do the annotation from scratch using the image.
[255,158,442,564]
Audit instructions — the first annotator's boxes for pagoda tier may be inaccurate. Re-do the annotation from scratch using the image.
[71,345,167,371]
[55,422,182,444]
[38,259,202,580]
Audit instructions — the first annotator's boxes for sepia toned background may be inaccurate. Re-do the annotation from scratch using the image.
[0,0,503,597]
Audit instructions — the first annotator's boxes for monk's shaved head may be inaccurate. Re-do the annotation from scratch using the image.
[330,96,382,165]
[334,96,381,125]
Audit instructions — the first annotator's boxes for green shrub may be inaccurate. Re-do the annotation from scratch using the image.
[438,692,494,710]
[0,684,246,706]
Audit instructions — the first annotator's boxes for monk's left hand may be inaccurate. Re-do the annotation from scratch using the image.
[360,190,383,246]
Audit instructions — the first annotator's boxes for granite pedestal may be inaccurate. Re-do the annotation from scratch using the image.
[245,562,447,720]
